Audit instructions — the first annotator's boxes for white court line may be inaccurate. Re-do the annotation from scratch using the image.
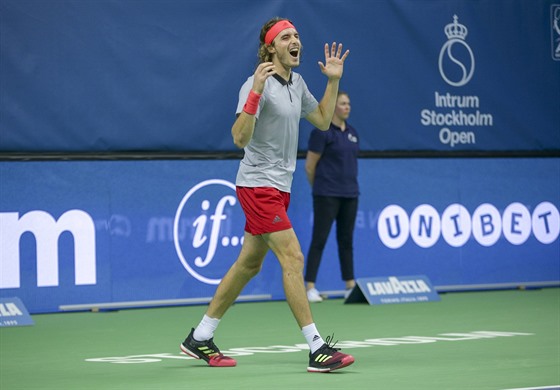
[502,386,560,390]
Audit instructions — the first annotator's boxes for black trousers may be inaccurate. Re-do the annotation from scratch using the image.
[304,195,358,283]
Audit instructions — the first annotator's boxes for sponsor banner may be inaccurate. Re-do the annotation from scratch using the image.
[0,297,34,327]
[346,276,440,305]
[0,0,558,153]
[1,158,558,313]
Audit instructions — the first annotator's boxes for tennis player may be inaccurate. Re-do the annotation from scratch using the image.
[180,16,354,373]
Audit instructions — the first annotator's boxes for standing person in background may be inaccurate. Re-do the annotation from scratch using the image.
[304,91,359,303]
[179,17,355,373]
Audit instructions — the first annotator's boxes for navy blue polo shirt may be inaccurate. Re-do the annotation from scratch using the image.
[308,122,359,197]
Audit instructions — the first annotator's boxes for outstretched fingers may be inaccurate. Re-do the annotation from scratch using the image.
[324,42,339,59]
[324,42,330,59]
[318,42,350,76]
[325,42,350,62]
[340,48,350,62]
[334,42,341,57]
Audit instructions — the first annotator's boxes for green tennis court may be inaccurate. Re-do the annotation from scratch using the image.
[1,288,559,390]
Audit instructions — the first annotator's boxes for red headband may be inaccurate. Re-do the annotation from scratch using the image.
[264,20,296,45]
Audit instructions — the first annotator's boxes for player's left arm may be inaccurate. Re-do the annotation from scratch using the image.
[306,43,349,130]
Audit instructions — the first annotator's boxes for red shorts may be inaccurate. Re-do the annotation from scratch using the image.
[236,187,292,235]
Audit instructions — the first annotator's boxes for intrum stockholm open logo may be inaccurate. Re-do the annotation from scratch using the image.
[173,179,243,285]
[439,15,475,87]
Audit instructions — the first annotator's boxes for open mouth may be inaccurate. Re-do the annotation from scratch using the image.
[289,48,299,58]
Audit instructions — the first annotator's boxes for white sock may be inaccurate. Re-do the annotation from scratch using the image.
[302,323,325,354]
[193,315,220,341]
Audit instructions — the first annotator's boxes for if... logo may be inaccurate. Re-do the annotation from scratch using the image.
[173,179,244,285]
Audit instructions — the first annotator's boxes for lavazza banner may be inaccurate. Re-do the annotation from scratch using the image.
[1,158,558,313]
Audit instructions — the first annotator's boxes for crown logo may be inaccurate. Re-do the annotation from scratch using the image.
[444,15,468,40]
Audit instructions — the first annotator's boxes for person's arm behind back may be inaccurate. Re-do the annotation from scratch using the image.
[305,150,321,186]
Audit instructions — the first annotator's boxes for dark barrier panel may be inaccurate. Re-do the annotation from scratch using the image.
[1,0,559,153]
[1,158,558,313]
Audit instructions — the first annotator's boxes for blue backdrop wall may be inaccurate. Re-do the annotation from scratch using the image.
[1,0,559,152]
[1,158,559,313]
[1,0,559,313]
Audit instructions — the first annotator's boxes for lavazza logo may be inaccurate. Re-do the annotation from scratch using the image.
[420,15,494,148]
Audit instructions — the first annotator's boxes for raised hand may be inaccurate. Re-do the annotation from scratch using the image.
[318,42,350,80]
[251,62,277,94]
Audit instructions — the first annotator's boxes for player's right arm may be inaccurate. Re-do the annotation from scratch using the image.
[232,62,276,148]
[232,111,256,149]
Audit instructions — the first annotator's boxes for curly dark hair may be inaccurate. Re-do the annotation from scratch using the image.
[257,17,301,64]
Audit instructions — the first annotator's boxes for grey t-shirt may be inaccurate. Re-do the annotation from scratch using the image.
[235,72,319,192]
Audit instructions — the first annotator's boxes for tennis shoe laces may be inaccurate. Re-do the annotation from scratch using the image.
[307,334,355,373]
[180,328,237,367]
